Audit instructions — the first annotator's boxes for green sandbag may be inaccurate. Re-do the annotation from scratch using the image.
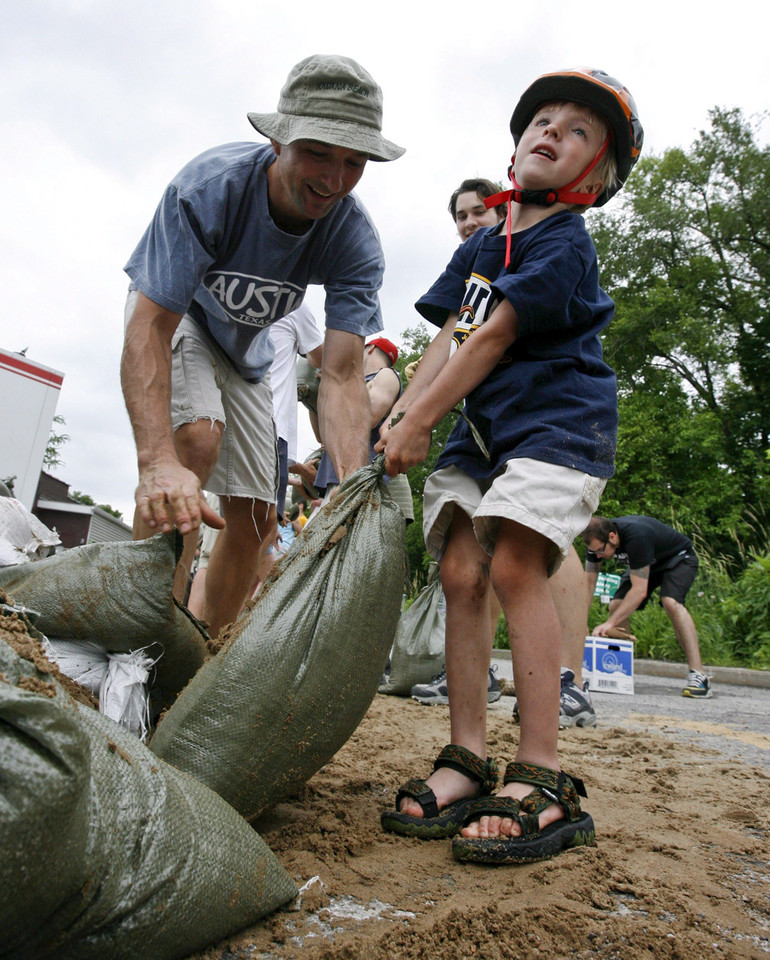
[296,355,320,413]
[379,561,446,696]
[0,532,208,693]
[150,457,405,821]
[0,627,297,960]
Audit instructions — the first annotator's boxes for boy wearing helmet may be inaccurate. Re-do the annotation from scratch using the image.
[378,69,642,864]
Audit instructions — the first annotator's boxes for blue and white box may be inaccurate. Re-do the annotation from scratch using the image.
[583,636,634,695]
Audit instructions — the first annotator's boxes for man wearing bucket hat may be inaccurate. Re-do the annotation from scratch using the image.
[121,55,404,639]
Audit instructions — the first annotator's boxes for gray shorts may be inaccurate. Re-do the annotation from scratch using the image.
[170,317,278,502]
[423,458,605,574]
[124,292,278,502]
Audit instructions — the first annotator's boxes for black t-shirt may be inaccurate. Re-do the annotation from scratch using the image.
[587,515,693,571]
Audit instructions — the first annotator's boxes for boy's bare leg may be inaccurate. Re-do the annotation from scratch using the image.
[462,518,564,840]
[398,511,493,817]
[549,545,588,685]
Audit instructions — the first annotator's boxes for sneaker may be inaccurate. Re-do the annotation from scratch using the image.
[379,658,391,687]
[488,663,501,703]
[512,668,597,728]
[558,670,597,728]
[682,669,712,698]
[411,665,502,706]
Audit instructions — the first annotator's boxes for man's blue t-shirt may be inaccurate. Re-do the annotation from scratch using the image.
[416,212,617,479]
[124,142,385,382]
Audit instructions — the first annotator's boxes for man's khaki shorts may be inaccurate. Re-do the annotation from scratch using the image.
[124,291,277,503]
[170,317,278,502]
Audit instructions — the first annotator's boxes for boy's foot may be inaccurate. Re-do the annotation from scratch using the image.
[381,745,498,839]
[682,669,712,698]
[451,763,595,864]
[411,665,501,705]
[459,778,562,840]
[512,668,597,728]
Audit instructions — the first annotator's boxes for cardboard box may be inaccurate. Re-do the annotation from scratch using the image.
[583,636,634,695]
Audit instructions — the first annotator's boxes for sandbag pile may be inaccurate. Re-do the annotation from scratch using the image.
[150,457,406,821]
[0,532,208,695]
[0,613,298,960]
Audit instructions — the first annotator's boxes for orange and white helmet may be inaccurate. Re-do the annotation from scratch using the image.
[510,67,644,206]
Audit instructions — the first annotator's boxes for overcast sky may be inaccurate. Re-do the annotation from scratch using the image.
[2,0,768,522]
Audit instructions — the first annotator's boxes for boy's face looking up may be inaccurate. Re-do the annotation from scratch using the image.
[454,191,503,241]
[514,101,608,198]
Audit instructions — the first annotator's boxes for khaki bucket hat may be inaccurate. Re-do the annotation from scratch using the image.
[248,54,405,162]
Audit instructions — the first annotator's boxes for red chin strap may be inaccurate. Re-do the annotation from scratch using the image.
[484,135,610,267]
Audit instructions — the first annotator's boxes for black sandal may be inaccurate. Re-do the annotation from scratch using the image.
[381,744,498,839]
[451,761,595,864]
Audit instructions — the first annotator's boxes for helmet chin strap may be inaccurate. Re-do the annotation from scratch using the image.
[484,135,610,267]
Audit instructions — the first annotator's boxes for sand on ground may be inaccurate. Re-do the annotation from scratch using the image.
[189,691,770,960]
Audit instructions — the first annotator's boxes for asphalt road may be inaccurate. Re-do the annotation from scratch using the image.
[490,654,770,772]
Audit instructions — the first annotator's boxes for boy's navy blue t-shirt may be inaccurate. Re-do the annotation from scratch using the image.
[416,212,617,480]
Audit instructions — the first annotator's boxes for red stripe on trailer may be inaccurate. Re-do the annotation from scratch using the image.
[0,352,64,390]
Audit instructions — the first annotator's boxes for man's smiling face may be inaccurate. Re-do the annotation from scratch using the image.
[267,138,368,229]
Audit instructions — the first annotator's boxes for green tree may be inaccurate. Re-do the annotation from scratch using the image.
[44,414,70,469]
[590,107,770,556]
[70,490,124,520]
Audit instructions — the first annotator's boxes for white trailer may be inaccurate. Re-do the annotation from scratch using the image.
[0,348,64,510]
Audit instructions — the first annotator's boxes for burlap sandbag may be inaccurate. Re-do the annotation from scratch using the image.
[150,457,405,821]
[0,627,298,960]
[0,533,207,693]
[379,562,446,695]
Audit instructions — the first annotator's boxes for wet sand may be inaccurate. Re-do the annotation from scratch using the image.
[190,689,770,959]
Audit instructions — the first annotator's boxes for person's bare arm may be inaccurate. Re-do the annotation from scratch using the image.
[376,299,519,474]
[121,291,223,535]
[584,561,600,612]
[306,344,323,369]
[317,329,369,481]
[366,367,401,428]
[592,567,649,636]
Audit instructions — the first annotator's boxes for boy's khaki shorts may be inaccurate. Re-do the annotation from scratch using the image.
[169,317,278,502]
[423,458,605,575]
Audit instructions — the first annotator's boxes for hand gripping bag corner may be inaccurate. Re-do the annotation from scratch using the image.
[150,457,405,820]
[0,622,297,960]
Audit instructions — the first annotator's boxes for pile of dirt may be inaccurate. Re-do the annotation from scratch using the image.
[188,693,770,960]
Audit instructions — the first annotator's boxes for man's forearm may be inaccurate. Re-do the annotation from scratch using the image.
[121,295,181,470]
[605,589,646,627]
[318,373,370,480]
[584,569,599,613]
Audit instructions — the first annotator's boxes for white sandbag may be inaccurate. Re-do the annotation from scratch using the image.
[0,498,60,566]
[43,639,156,741]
